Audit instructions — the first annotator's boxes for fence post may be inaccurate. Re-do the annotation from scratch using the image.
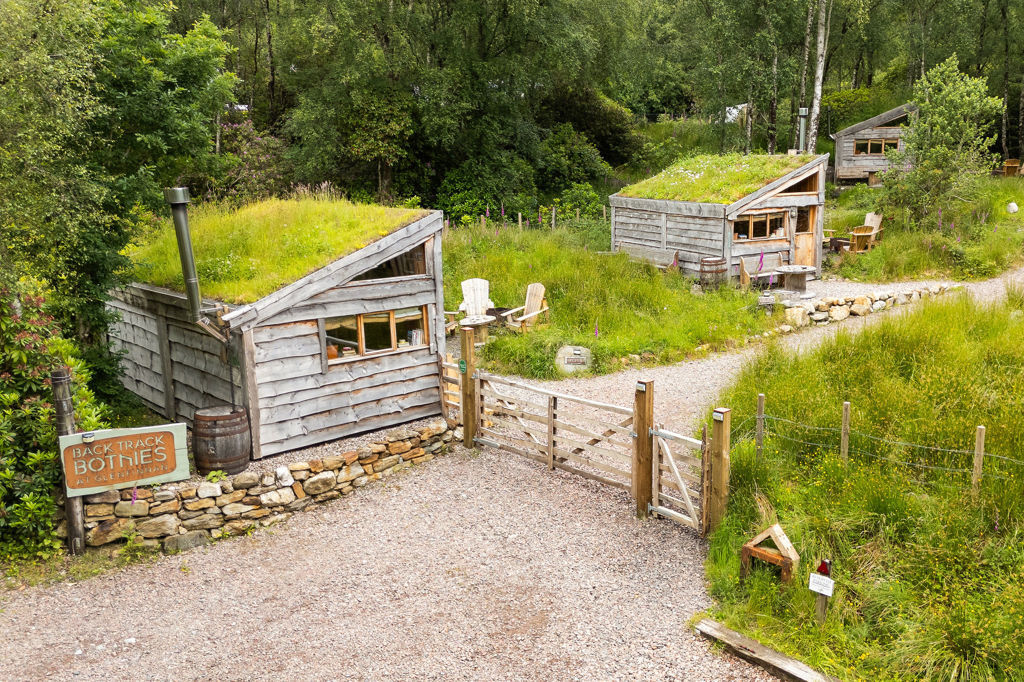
[972,425,986,500]
[709,407,732,532]
[603,205,607,221]
[546,396,556,470]
[575,208,580,221]
[518,212,522,230]
[632,380,654,519]
[480,214,485,230]
[840,401,851,464]
[755,393,765,460]
[551,206,556,230]
[460,326,477,447]
[700,425,711,536]
[52,366,85,555]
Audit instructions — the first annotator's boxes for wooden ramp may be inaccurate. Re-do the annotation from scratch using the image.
[695,619,837,682]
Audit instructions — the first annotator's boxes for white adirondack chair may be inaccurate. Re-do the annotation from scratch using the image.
[501,283,549,332]
[444,278,495,334]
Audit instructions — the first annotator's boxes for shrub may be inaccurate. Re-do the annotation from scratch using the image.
[536,123,612,195]
[0,281,108,558]
[557,182,602,219]
[436,153,538,220]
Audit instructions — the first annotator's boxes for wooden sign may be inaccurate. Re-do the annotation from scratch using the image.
[59,424,189,497]
[808,572,834,596]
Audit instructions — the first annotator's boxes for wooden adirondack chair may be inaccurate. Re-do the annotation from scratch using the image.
[739,253,785,288]
[848,212,883,253]
[501,283,549,332]
[444,278,495,334]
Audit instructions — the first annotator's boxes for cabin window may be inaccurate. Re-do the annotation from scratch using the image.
[854,138,899,155]
[733,212,787,242]
[795,208,812,234]
[778,173,818,194]
[323,306,429,364]
[351,244,427,281]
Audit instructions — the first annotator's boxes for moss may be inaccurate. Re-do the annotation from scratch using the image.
[618,153,819,204]
[128,197,429,304]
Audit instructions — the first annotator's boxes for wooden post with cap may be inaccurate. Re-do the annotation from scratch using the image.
[52,366,85,554]
[709,407,731,532]
[460,326,477,447]
[632,380,654,519]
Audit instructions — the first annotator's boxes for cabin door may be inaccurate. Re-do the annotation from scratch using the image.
[793,207,816,267]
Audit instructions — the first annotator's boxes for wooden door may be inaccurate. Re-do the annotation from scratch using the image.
[794,207,816,266]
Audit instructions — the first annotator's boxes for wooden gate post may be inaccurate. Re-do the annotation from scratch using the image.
[709,407,731,532]
[460,326,477,447]
[632,380,654,519]
[840,401,851,464]
[52,366,85,555]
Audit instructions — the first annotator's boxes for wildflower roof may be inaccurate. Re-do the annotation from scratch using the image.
[128,197,430,304]
[618,153,819,204]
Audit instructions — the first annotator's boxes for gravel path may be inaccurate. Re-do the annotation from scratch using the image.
[0,446,771,682]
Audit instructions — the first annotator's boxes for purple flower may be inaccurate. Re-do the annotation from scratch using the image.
[501,202,505,217]
[594,321,599,338]
[757,249,764,273]
[486,206,490,218]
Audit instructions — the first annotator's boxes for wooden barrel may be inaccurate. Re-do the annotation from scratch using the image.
[193,406,251,475]
[699,257,728,286]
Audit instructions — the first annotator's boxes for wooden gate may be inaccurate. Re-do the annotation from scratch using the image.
[473,371,635,492]
[650,425,708,533]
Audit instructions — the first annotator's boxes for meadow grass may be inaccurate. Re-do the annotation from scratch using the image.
[619,153,817,204]
[443,219,776,378]
[706,292,1024,680]
[827,177,1024,281]
[129,197,428,303]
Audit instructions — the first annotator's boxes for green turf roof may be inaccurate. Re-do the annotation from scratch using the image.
[128,198,430,304]
[618,153,819,204]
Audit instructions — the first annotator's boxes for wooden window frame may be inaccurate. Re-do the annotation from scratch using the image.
[322,305,429,368]
[733,211,789,243]
[854,138,899,156]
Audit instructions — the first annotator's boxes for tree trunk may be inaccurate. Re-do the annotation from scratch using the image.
[806,0,830,151]
[745,100,753,154]
[1000,0,1009,159]
[793,0,815,149]
[1019,76,1024,158]
[768,49,778,154]
[264,0,277,124]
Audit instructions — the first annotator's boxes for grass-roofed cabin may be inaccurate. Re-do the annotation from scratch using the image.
[610,153,829,278]
[832,103,915,184]
[110,197,446,458]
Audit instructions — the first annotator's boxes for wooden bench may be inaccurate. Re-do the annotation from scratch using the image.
[739,252,785,288]
[615,243,681,269]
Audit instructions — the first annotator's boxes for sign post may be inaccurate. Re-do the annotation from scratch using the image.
[809,559,834,624]
[52,367,85,555]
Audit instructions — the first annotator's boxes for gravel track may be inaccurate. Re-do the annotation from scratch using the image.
[0,446,770,682]
[3,268,1021,682]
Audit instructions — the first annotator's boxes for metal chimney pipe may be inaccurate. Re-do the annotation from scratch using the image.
[163,187,202,324]
[798,107,809,153]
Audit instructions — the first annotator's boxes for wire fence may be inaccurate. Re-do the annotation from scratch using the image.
[728,412,1023,483]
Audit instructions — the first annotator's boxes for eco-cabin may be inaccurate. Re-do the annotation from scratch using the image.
[610,153,829,278]
[832,103,915,184]
[108,198,446,458]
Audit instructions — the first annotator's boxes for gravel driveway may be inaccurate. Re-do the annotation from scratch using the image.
[0,446,771,682]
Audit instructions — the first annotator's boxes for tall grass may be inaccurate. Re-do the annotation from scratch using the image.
[443,219,775,378]
[129,196,428,303]
[707,292,1024,680]
[829,177,1024,281]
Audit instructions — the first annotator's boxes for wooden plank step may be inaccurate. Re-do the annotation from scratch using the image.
[694,619,837,682]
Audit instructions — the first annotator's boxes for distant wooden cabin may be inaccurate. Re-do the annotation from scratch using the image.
[832,103,915,185]
[610,153,829,278]
[109,201,446,458]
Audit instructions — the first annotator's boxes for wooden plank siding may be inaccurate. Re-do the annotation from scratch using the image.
[610,204,724,276]
[110,209,445,459]
[834,126,905,179]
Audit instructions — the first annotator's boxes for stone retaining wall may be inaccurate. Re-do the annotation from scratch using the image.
[776,284,955,332]
[70,419,453,553]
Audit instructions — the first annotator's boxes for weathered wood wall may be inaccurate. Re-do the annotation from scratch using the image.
[107,285,242,423]
[610,197,725,275]
[835,126,903,180]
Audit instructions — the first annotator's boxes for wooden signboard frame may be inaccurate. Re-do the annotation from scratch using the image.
[740,523,800,584]
[59,424,190,498]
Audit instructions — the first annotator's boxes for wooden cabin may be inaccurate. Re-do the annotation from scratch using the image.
[610,153,829,278]
[109,200,446,458]
[832,103,915,184]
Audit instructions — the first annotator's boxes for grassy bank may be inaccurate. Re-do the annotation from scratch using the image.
[443,220,775,378]
[707,292,1024,680]
[826,178,1024,281]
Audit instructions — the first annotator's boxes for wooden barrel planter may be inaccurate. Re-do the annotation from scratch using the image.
[699,257,728,287]
[193,406,251,475]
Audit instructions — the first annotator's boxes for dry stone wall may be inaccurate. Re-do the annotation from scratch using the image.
[66,420,452,553]
[774,284,955,333]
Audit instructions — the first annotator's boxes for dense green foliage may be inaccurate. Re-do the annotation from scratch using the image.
[129,195,428,303]
[0,0,234,394]
[829,177,1024,280]
[442,220,775,378]
[1,283,108,558]
[882,57,1004,226]
[708,293,1024,680]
